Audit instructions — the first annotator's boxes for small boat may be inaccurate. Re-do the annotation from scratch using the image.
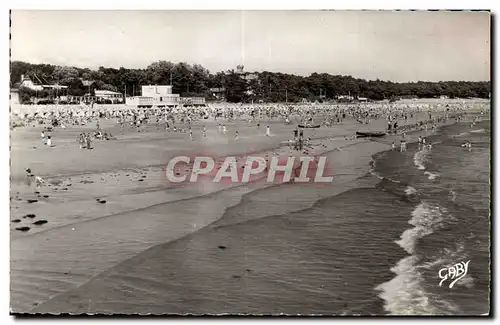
[356,131,386,138]
[298,124,321,129]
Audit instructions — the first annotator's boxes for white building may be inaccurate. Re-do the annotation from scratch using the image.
[126,85,180,107]
[141,85,173,97]
[125,85,206,107]
[95,90,123,100]
[18,74,67,91]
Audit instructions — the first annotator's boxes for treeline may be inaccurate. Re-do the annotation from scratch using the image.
[10,60,490,103]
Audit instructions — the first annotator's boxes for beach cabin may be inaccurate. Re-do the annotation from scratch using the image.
[95,90,124,103]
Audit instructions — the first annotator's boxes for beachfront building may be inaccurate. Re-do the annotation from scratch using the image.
[210,87,226,100]
[125,85,206,107]
[126,85,180,107]
[18,74,68,92]
[95,90,124,103]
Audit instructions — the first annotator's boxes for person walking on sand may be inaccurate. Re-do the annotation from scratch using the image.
[41,129,46,144]
[46,135,52,147]
[266,125,271,136]
[391,141,395,150]
[86,134,92,149]
[235,130,239,141]
[222,125,227,135]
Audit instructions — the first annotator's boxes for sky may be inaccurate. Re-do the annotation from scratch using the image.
[10,10,491,82]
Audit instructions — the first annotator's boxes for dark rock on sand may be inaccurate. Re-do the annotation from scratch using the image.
[33,220,48,225]
[138,179,144,182]
[26,199,38,203]
[23,214,36,219]
[231,275,242,279]
[218,245,227,250]
[43,195,49,198]
[15,226,30,232]
[35,191,40,194]
[80,180,94,184]
[11,219,21,223]
[98,200,107,204]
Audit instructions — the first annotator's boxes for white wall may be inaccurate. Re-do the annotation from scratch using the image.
[141,85,172,97]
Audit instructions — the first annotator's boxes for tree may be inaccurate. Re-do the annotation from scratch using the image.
[9,60,492,103]
[53,66,79,85]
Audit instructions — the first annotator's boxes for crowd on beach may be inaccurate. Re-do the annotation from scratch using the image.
[12,100,487,141]
[12,100,489,196]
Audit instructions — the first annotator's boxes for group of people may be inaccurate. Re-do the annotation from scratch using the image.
[13,100,489,153]
[77,133,93,150]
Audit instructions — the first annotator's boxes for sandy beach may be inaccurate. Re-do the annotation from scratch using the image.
[9,99,488,314]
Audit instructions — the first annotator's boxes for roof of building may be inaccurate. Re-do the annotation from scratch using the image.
[95,90,122,95]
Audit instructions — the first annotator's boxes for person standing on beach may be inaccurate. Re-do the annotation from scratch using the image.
[266,125,271,136]
[189,128,193,141]
[222,125,227,135]
[400,139,406,152]
[41,129,46,144]
[86,134,92,149]
[235,130,239,141]
[46,135,52,147]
